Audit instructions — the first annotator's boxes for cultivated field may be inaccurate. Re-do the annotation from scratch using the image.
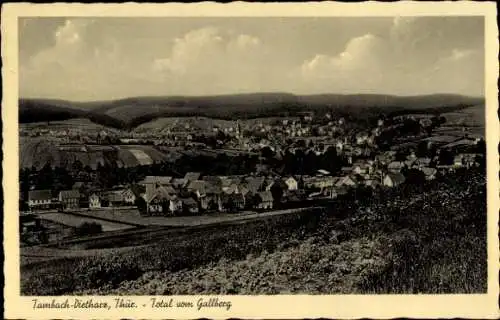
[73,207,322,227]
[20,118,114,132]
[19,138,175,170]
[39,212,134,232]
[135,117,237,131]
[441,104,485,127]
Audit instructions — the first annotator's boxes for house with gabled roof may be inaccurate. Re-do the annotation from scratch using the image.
[404,158,417,168]
[224,183,239,195]
[388,161,405,172]
[142,185,181,215]
[143,191,164,215]
[171,178,189,189]
[88,192,102,209]
[353,162,372,175]
[453,155,465,167]
[28,190,53,210]
[139,176,173,186]
[218,193,245,212]
[59,190,80,210]
[383,173,406,187]
[255,191,273,210]
[364,179,381,189]
[413,157,432,169]
[187,180,208,195]
[421,167,437,180]
[184,172,201,182]
[337,175,359,187]
[341,166,353,174]
[244,176,266,194]
[202,175,223,187]
[187,180,222,211]
[283,176,299,191]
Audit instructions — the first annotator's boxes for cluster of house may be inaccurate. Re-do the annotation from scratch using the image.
[26,189,81,211]
[138,172,279,216]
[25,187,137,212]
[137,149,462,216]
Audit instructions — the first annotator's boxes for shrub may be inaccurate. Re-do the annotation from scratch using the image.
[73,222,103,236]
[73,255,142,291]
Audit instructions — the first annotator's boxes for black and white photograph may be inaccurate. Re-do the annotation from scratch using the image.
[3,2,499,319]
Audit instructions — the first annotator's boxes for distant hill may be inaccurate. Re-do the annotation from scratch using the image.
[19,93,484,130]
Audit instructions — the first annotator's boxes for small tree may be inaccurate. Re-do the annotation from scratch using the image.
[135,197,147,215]
[74,222,103,237]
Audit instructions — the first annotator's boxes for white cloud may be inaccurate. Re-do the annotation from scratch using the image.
[298,34,389,93]
[301,34,386,74]
[20,19,125,100]
[151,27,266,94]
[297,17,484,96]
[26,20,87,70]
[448,48,475,61]
[55,20,83,45]
[20,17,484,99]
[421,49,484,95]
[153,27,261,75]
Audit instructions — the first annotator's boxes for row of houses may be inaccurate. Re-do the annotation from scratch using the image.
[27,190,81,211]
[26,188,137,211]
[137,166,413,215]
[141,184,274,216]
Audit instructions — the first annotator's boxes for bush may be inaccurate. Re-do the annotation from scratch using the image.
[74,255,142,290]
[73,222,103,236]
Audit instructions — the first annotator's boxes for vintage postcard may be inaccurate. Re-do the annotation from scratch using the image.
[2,2,499,319]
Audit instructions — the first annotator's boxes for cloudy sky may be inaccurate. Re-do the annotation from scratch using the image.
[19,17,484,101]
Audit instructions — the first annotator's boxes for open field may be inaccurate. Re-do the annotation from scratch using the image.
[72,207,323,227]
[134,117,236,131]
[432,126,484,138]
[135,116,302,131]
[20,244,141,266]
[441,104,485,127]
[20,118,114,132]
[39,212,134,232]
[19,138,174,170]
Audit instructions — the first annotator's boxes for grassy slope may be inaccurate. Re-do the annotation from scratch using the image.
[440,104,485,127]
[91,170,486,295]
[21,169,486,295]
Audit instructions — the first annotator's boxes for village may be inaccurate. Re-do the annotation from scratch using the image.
[20,109,485,244]
[14,13,490,301]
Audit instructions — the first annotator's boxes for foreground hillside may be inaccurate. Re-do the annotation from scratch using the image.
[21,169,486,295]
[19,93,483,130]
[90,170,486,295]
